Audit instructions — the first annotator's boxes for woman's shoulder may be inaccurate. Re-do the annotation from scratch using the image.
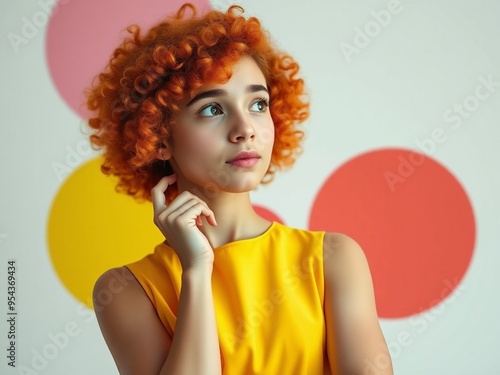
[322,232,367,265]
[323,232,364,255]
[93,266,164,327]
[265,222,326,254]
[92,267,173,373]
[93,267,143,310]
[321,232,374,291]
[271,222,326,239]
[321,233,392,374]
[123,242,181,278]
[94,266,136,288]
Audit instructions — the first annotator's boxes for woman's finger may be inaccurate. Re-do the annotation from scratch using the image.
[151,174,177,216]
[175,203,216,226]
[161,191,205,218]
[159,199,216,227]
[159,198,199,223]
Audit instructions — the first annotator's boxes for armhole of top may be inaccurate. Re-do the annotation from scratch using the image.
[123,265,167,331]
[319,231,327,307]
[124,260,175,339]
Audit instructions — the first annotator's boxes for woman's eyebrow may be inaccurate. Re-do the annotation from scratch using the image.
[186,84,269,107]
[187,89,226,107]
[247,84,268,94]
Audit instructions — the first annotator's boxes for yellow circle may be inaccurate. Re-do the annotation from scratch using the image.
[47,156,164,308]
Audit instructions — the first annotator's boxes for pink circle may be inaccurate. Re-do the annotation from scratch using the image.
[309,148,476,318]
[45,0,210,119]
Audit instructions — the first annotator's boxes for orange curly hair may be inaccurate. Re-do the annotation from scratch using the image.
[86,3,309,204]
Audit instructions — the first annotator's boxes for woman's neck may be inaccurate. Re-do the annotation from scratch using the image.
[198,191,271,249]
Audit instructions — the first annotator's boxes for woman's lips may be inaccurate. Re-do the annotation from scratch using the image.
[227,157,260,168]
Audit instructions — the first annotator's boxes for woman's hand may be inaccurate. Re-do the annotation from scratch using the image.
[152,174,218,270]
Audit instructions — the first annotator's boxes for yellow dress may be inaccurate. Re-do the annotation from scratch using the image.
[125,221,333,374]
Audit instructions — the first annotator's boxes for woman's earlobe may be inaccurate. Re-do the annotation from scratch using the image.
[157,147,172,161]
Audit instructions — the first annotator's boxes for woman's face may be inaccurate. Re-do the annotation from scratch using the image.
[165,55,275,195]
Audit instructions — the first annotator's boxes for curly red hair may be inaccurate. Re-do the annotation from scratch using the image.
[86,3,309,204]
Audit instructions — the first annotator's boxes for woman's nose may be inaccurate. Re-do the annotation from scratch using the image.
[228,111,256,143]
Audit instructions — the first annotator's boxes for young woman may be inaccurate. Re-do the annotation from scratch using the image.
[87,4,393,375]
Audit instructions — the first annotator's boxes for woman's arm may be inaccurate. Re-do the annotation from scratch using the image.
[93,266,221,375]
[323,233,393,375]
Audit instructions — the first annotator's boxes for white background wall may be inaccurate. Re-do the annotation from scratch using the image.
[1,0,499,374]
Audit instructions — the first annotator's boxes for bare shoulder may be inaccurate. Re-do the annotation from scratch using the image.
[93,266,147,306]
[93,267,172,375]
[322,233,393,374]
[322,232,364,255]
[322,232,378,312]
[322,232,370,279]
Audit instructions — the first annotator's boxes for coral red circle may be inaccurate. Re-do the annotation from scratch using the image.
[45,0,210,119]
[309,148,476,318]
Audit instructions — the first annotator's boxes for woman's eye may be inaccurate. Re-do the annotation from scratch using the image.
[250,98,269,112]
[198,103,223,117]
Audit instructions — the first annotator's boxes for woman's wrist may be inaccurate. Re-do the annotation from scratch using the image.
[181,262,214,279]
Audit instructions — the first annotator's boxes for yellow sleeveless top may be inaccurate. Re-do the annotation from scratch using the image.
[125,221,332,374]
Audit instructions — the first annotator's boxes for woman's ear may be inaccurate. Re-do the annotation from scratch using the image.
[157,148,171,161]
[156,141,172,161]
